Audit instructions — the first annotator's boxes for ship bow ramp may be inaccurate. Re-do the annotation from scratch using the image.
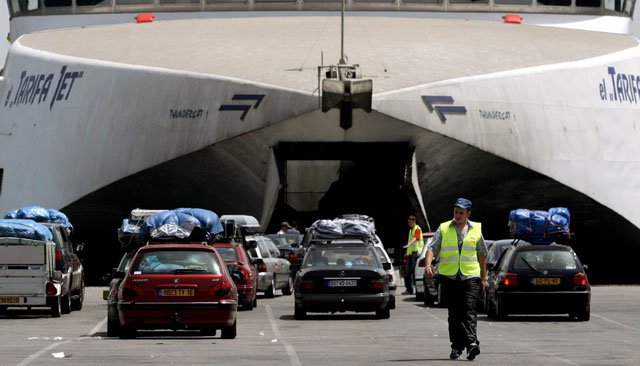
[1,15,639,283]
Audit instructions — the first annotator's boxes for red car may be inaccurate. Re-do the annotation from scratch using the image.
[116,244,238,339]
[212,242,258,310]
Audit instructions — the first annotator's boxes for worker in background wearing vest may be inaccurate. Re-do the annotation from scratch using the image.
[425,198,488,361]
[402,214,424,295]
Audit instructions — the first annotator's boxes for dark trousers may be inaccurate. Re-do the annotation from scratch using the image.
[404,253,417,293]
[441,276,481,350]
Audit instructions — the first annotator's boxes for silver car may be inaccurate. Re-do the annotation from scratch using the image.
[246,235,292,298]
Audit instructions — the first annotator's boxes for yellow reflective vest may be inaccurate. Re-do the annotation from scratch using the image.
[438,221,482,276]
[406,224,424,255]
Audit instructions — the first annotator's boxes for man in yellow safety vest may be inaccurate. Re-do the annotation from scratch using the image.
[402,214,424,295]
[425,198,488,361]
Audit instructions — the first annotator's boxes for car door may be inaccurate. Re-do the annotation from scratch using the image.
[263,237,289,289]
[60,227,83,291]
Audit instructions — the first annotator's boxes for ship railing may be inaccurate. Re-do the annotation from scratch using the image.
[7,0,636,18]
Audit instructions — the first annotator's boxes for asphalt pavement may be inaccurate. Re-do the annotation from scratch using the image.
[1,286,639,365]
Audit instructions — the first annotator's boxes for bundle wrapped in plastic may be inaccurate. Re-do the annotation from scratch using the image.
[139,208,223,242]
[4,206,74,231]
[508,207,571,244]
[310,219,343,238]
[0,219,54,241]
[339,219,375,237]
[174,208,224,235]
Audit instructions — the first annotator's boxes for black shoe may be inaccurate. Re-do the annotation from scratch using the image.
[401,291,413,295]
[449,348,462,360]
[466,343,480,360]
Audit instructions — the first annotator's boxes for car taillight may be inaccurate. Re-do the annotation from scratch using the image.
[503,273,519,286]
[256,259,267,273]
[418,258,426,267]
[288,253,298,263]
[217,280,233,297]
[573,272,588,287]
[46,282,57,296]
[297,279,316,290]
[368,279,385,289]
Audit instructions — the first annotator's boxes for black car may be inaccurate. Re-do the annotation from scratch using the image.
[486,243,590,321]
[293,240,392,319]
[105,251,135,336]
[265,234,305,270]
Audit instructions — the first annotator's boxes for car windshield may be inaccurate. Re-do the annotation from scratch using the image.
[131,250,222,274]
[513,250,577,271]
[215,246,239,262]
[266,235,301,249]
[303,247,380,268]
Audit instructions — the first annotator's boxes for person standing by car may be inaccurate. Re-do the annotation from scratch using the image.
[425,198,488,361]
[402,214,424,295]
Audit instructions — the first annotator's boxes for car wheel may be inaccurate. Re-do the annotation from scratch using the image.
[294,305,306,320]
[119,325,137,339]
[574,307,591,321]
[437,284,447,308]
[495,296,508,320]
[415,291,424,301]
[424,292,435,306]
[61,293,72,314]
[49,296,61,318]
[242,297,254,311]
[265,278,276,298]
[107,315,120,337]
[221,320,237,339]
[252,295,258,308]
[376,304,391,319]
[487,297,497,319]
[282,276,293,296]
[389,295,396,310]
[71,280,84,311]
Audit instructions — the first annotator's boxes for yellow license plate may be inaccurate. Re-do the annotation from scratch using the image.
[0,297,20,304]
[160,289,194,297]
[533,278,560,285]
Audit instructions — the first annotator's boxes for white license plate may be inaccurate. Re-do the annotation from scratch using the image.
[328,280,357,287]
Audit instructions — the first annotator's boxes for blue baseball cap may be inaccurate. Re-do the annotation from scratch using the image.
[454,198,472,210]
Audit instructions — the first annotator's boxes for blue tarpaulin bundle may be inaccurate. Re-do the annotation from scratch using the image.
[4,206,74,231]
[508,207,571,244]
[139,208,223,242]
[0,219,54,241]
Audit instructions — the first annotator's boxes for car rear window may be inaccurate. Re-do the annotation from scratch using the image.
[304,247,380,268]
[512,250,577,271]
[132,250,222,274]
[215,247,239,262]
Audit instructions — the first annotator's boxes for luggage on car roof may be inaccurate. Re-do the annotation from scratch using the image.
[508,207,571,245]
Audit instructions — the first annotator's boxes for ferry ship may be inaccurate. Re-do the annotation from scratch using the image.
[1,1,639,282]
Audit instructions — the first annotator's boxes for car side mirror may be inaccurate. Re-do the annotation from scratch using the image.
[386,247,395,255]
[74,242,85,253]
[382,262,392,271]
[582,264,589,271]
[113,271,126,280]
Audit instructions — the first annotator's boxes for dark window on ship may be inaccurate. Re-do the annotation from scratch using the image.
[537,0,571,5]
[0,168,3,197]
[576,0,601,6]
[44,0,72,7]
